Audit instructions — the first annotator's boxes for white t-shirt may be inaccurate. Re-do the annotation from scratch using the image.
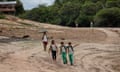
[61,46,66,52]
[51,44,57,51]
[68,46,74,54]
[43,35,48,42]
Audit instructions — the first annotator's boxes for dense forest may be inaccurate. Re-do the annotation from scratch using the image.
[0,0,120,27]
[20,0,120,27]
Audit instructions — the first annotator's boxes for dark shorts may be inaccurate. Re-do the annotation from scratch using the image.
[52,51,56,60]
[43,41,48,45]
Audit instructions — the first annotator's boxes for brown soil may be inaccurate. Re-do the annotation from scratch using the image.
[0,17,120,72]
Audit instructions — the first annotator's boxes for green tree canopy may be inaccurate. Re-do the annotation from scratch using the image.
[15,0,24,15]
[106,0,120,8]
[94,7,120,27]
[20,0,120,27]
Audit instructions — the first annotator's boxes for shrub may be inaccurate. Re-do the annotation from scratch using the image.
[0,13,5,19]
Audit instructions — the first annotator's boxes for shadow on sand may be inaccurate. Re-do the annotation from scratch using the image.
[0,37,30,43]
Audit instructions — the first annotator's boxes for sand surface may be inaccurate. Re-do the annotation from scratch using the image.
[0,17,120,72]
[0,28,120,72]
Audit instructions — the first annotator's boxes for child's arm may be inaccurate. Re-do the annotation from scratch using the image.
[59,46,62,55]
[73,44,79,48]
[56,46,58,53]
[48,46,51,54]
[55,45,58,53]
[66,46,68,53]
[42,35,44,40]
[72,44,79,54]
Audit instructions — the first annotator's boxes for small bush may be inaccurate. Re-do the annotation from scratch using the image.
[0,13,5,19]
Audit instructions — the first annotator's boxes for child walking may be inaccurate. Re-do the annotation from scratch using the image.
[42,32,48,51]
[60,42,67,64]
[67,42,79,65]
[49,40,58,62]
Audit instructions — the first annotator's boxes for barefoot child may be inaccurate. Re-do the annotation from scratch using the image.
[60,42,67,64]
[67,42,79,65]
[49,40,58,62]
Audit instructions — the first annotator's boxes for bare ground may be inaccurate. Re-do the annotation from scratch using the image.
[0,17,120,72]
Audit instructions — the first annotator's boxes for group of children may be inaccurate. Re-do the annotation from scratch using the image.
[42,32,78,65]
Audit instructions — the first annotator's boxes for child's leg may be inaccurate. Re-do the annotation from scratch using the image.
[43,42,47,51]
[69,53,74,65]
[52,51,56,61]
[64,53,67,64]
[62,53,65,64]
[52,51,54,60]
[54,51,57,60]
[62,52,67,64]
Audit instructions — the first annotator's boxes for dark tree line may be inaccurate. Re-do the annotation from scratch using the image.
[19,0,120,27]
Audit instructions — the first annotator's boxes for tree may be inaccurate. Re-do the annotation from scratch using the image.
[106,0,120,8]
[46,6,61,24]
[82,2,98,16]
[75,14,90,27]
[0,12,5,19]
[20,0,120,27]
[15,0,24,15]
[58,2,81,26]
[94,7,120,27]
